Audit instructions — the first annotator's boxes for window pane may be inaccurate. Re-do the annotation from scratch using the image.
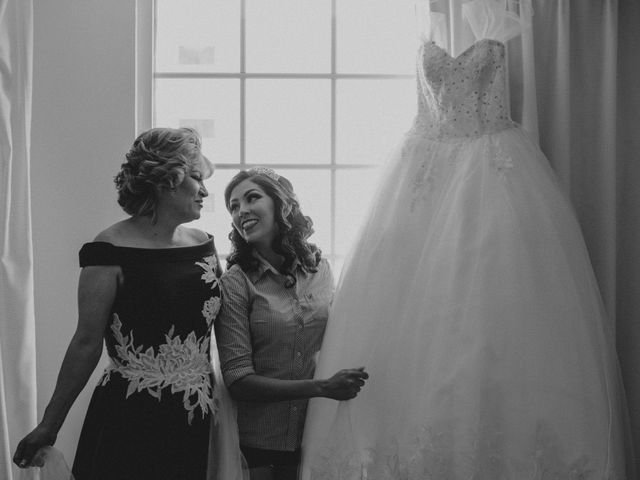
[246,80,331,164]
[189,168,240,256]
[335,167,383,255]
[278,169,332,253]
[246,0,331,73]
[337,0,416,74]
[155,79,240,165]
[155,0,240,73]
[152,0,420,278]
[336,79,416,165]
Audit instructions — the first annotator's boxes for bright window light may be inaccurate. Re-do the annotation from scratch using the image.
[152,0,417,277]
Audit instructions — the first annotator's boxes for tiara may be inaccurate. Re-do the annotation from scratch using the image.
[248,166,280,181]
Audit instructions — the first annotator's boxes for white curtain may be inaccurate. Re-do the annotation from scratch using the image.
[527,0,640,473]
[0,0,37,479]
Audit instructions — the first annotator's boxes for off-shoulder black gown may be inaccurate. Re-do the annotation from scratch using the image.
[72,238,222,480]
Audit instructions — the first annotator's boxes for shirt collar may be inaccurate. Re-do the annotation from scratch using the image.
[249,250,306,283]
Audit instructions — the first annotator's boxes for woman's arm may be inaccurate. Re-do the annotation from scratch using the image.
[216,267,368,404]
[13,265,119,467]
[227,367,368,403]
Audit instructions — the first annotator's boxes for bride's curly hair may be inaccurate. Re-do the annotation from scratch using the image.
[114,127,212,223]
[224,169,322,285]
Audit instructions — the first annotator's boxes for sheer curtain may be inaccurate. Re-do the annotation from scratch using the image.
[527,0,640,472]
[0,0,37,479]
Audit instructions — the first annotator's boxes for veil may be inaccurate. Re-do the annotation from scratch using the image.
[17,446,74,480]
[207,332,249,480]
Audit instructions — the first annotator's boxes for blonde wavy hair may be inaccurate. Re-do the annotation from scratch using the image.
[114,127,213,223]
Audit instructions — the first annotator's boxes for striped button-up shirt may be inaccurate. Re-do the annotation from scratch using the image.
[216,256,334,451]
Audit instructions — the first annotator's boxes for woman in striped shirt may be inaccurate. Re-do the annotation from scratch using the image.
[216,167,368,480]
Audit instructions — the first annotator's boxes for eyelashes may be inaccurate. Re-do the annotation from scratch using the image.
[229,193,262,212]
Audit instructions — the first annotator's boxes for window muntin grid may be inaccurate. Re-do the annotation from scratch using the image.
[150,0,417,274]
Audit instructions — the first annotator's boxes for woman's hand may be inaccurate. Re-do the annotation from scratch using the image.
[12,424,57,468]
[320,367,369,400]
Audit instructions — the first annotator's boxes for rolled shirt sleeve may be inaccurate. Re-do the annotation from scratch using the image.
[216,268,256,386]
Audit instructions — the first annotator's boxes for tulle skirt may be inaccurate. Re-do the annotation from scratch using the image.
[300,127,634,479]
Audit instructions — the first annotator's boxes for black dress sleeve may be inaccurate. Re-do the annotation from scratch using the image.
[209,235,224,277]
[79,242,121,267]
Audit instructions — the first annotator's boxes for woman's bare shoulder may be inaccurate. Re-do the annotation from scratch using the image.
[93,220,131,244]
[181,226,210,244]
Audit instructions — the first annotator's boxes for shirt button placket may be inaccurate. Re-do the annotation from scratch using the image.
[292,294,304,378]
[289,293,304,448]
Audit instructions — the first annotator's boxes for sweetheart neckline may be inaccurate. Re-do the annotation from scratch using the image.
[422,38,506,61]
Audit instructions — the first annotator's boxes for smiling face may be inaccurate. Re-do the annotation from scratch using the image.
[158,154,210,223]
[228,179,278,252]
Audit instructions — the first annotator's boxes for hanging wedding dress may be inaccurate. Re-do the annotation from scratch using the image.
[300,1,634,478]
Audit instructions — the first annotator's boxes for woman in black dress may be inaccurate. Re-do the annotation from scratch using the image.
[13,127,237,479]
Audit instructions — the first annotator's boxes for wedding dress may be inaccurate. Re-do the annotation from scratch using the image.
[300,1,633,478]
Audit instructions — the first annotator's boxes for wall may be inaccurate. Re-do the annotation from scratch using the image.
[31,0,136,463]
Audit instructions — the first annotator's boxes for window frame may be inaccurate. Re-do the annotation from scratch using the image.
[136,0,414,267]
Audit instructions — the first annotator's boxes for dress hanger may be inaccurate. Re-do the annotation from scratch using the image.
[462,0,529,43]
[414,0,449,51]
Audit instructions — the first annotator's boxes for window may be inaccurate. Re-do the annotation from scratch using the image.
[146,0,418,275]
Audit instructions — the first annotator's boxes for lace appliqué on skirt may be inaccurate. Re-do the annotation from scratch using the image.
[100,314,216,425]
[488,137,514,179]
[409,140,441,212]
[309,422,616,480]
[411,160,437,211]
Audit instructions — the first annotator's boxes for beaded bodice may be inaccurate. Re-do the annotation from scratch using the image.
[409,38,515,141]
